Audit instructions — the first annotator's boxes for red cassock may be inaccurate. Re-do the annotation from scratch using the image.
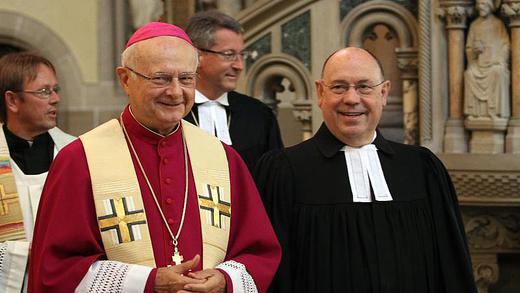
[28,107,281,292]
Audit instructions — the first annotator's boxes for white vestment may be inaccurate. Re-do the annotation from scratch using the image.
[0,127,75,293]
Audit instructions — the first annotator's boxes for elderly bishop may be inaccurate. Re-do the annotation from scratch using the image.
[29,22,280,293]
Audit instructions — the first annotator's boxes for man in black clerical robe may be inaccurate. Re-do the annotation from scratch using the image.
[185,10,283,172]
[255,47,477,293]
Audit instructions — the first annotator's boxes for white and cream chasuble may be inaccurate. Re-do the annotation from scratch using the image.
[78,119,235,291]
[0,126,75,293]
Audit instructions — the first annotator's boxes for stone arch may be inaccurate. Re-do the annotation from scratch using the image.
[340,0,419,144]
[0,10,83,128]
[341,0,418,48]
[246,54,313,144]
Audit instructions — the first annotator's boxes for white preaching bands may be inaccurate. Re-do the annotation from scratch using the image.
[192,90,232,145]
[340,132,393,202]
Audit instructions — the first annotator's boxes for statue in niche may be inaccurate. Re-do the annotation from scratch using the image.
[464,0,510,120]
[129,0,164,29]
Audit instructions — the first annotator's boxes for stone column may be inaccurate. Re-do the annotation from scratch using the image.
[439,1,474,153]
[503,0,520,153]
[396,48,419,145]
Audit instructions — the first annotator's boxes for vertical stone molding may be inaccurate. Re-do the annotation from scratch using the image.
[418,0,433,144]
[439,0,474,152]
[503,0,520,152]
[396,48,419,145]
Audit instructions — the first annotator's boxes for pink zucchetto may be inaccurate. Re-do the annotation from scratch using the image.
[125,22,193,48]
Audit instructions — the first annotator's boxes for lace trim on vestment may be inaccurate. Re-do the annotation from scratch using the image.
[86,261,128,293]
[0,242,7,278]
[216,260,258,293]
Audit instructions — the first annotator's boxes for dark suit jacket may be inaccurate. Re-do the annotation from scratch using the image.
[185,91,283,173]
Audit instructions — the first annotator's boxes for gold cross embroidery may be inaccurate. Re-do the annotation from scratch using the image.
[98,197,146,244]
[198,184,230,229]
[0,184,18,216]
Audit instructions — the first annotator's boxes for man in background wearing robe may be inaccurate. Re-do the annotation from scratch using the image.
[0,52,75,293]
[29,22,280,293]
[255,47,477,293]
[184,10,283,173]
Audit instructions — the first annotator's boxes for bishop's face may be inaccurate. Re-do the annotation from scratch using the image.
[118,36,198,135]
[316,48,390,147]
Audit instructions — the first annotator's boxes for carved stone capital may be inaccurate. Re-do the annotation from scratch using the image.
[291,98,312,140]
[291,98,312,123]
[502,0,520,27]
[438,1,474,29]
[395,48,418,79]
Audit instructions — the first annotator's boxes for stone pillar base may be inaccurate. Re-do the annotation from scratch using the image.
[444,119,468,153]
[506,118,520,153]
[465,117,508,154]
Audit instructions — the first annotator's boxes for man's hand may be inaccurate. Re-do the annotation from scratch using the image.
[180,269,226,293]
[154,255,205,293]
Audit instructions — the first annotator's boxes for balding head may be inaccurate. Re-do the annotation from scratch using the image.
[321,47,384,80]
[316,46,390,146]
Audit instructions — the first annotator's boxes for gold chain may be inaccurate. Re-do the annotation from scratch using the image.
[120,115,189,256]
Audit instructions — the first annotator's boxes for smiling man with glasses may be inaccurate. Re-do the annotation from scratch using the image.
[185,10,283,173]
[29,22,280,293]
[0,52,75,293]
[255,47,477,293]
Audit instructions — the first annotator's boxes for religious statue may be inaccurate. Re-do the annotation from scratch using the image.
[464,0,510,119]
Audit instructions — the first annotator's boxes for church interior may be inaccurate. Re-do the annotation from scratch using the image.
[0,0,518,291]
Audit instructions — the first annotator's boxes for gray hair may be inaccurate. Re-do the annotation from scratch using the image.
[185,10,243,49]
[121,44,138,68]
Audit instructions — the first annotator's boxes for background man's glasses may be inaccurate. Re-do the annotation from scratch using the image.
[126,67,197,88]
[18,86,61,99]
[198,48,251,62]
[320,80,386,96]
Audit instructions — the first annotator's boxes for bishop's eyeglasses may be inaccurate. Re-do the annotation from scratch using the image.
[125,67,197,88]
[320,80,386,96]
[198,48,251,62]
[18,86,61,99]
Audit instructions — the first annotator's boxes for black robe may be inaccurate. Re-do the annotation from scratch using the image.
[185,90,283,172]
[255,123,477,293]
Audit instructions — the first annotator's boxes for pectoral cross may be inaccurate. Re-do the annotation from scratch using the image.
[171,246,184,265]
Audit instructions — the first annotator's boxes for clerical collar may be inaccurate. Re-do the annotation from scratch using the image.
[195,90,229,106]
[314,123,394,158]
[341,142,393,202]
[193,90,232,145]
[3,124,54,174]
[128,105,180,137]
[313,123,394,202]
[123,105,181,145]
